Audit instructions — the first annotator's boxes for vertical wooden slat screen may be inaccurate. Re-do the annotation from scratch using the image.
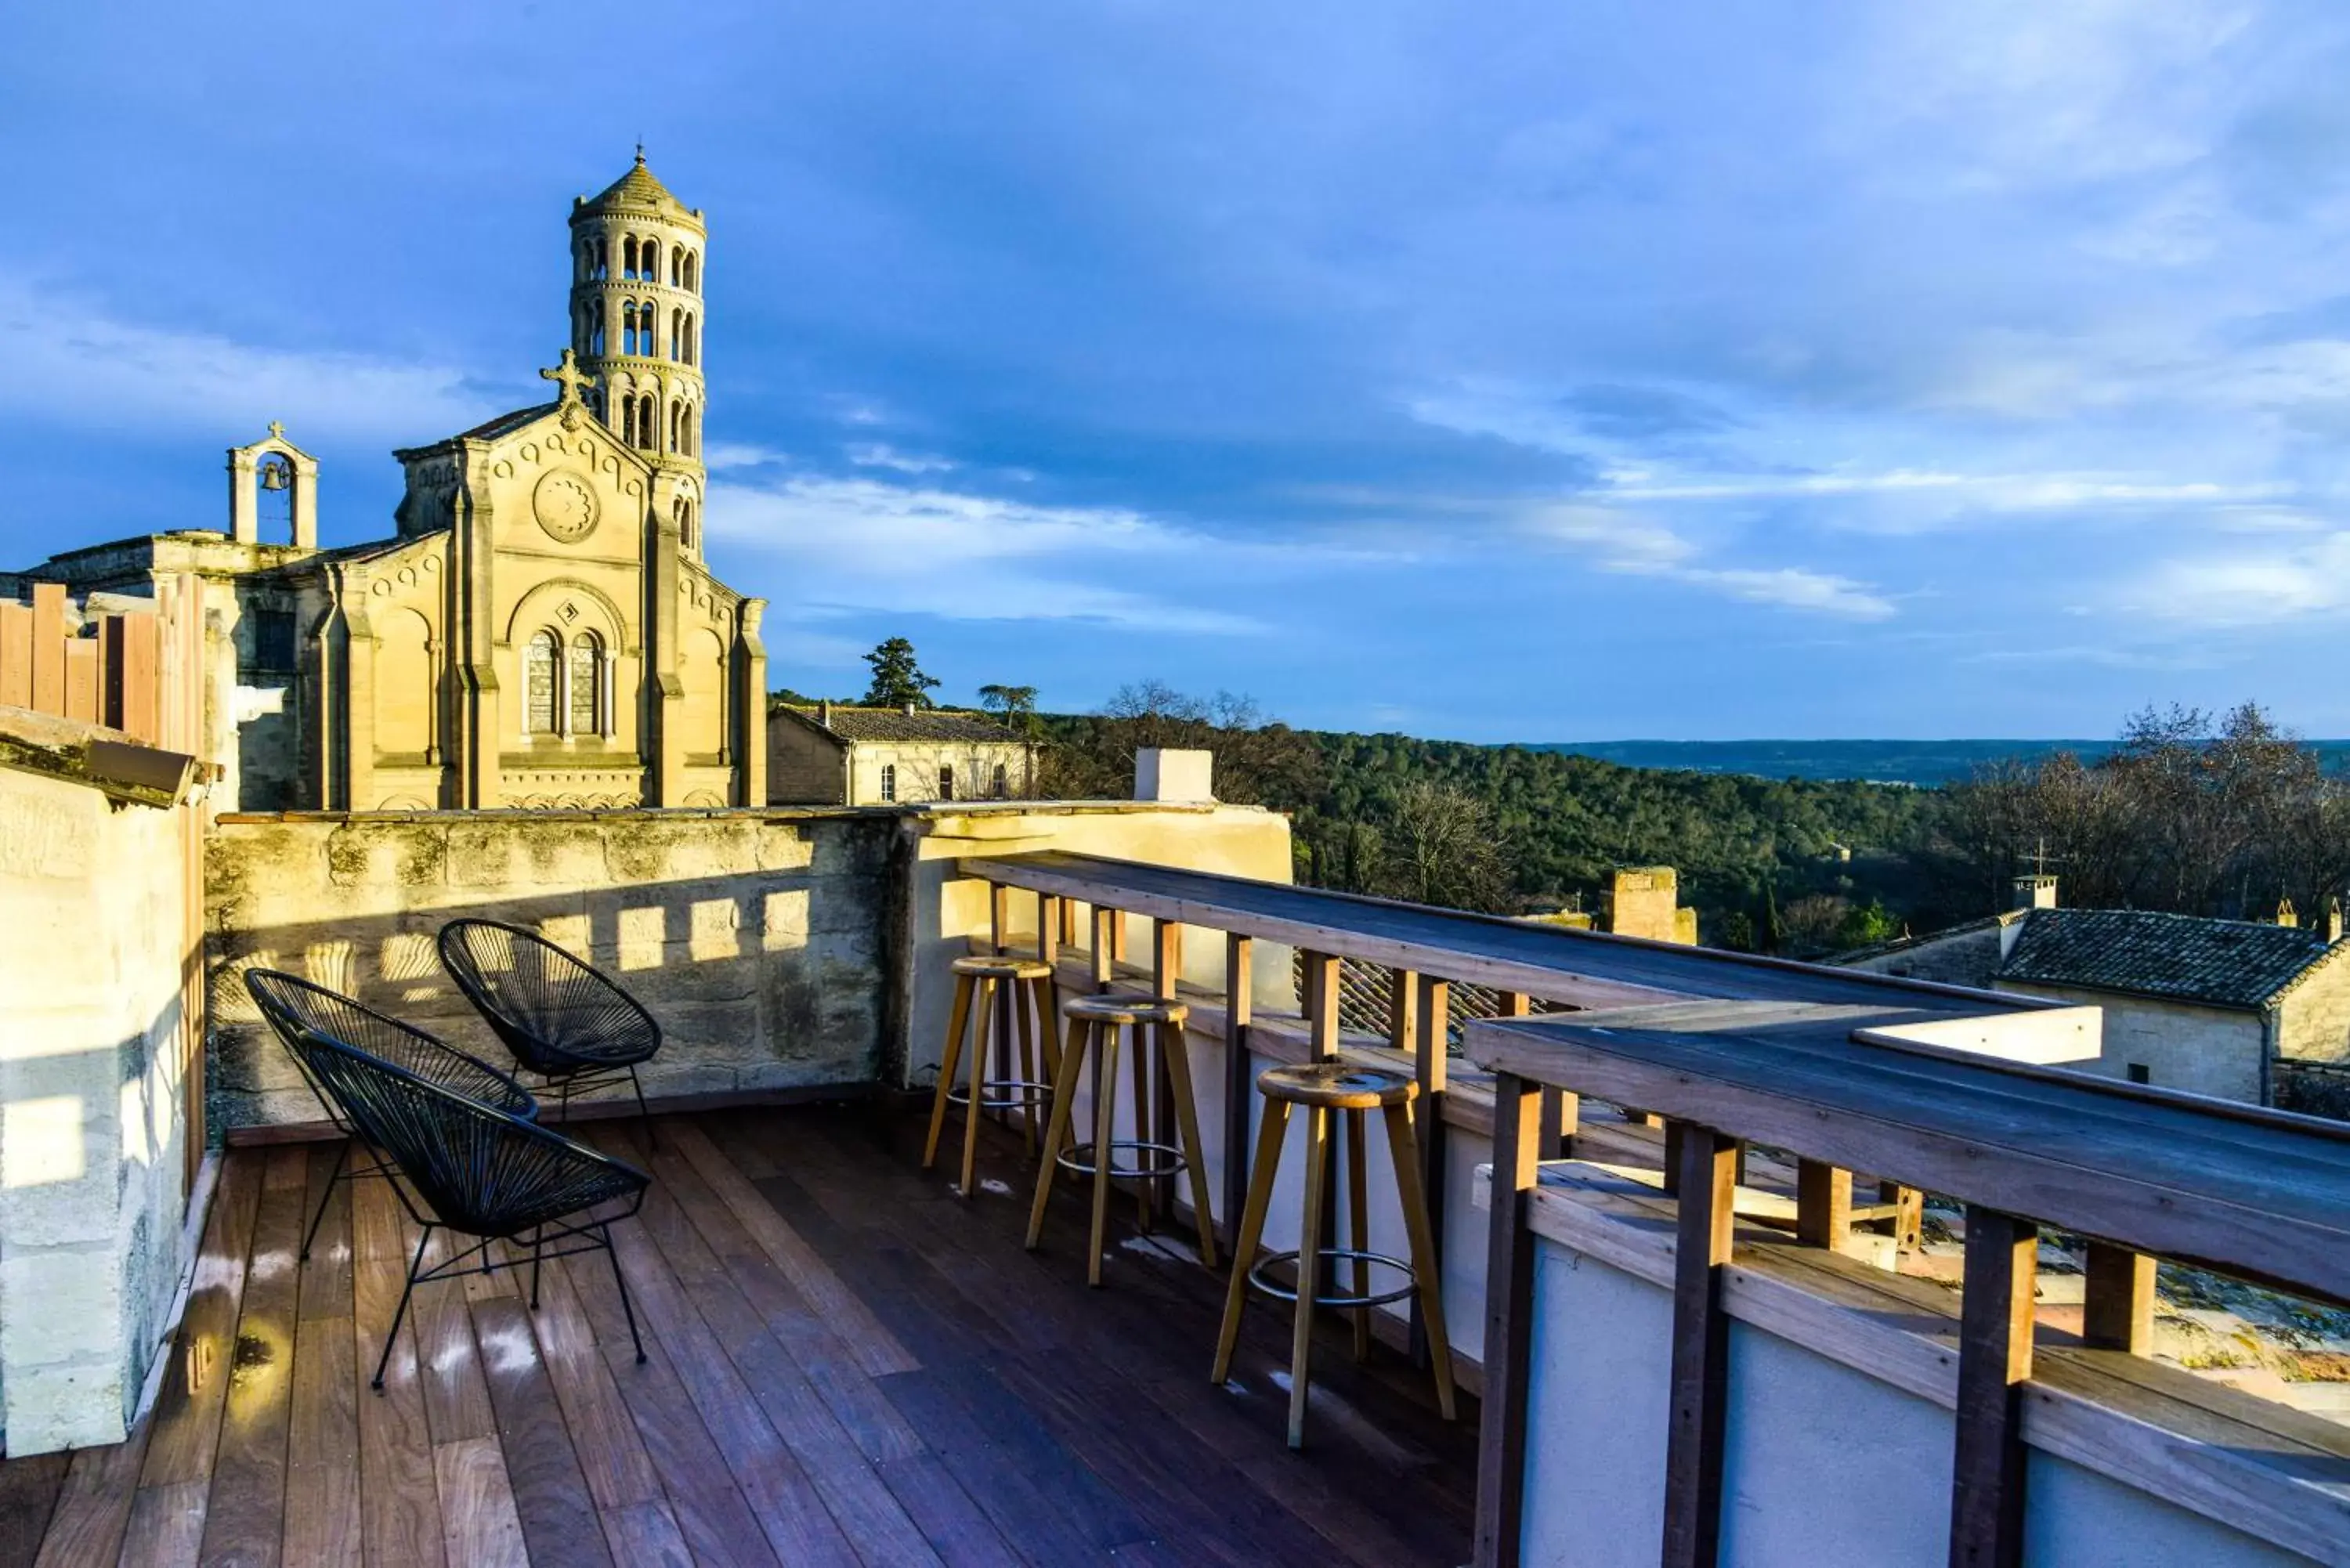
[28,582,64,715]
[62,638,97,723]
[0,598,31,707]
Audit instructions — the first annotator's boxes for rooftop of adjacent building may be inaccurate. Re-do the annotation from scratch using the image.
[774,701,1030,746]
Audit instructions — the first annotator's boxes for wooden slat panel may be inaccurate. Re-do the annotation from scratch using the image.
[0,600,31,708]
[1661,1126,1737,1568]
[1950,1208,2037,1568]
[1473,1073,1542,1568]
[28,582,64,717]
[60,638,96,724]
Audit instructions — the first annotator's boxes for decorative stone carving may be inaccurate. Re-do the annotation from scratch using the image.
[532,470,600,544]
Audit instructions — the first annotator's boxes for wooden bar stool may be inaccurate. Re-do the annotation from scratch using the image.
[922,955,1061,1198]
[1212,1061,1456,1449]
[1027,993,1218,1286]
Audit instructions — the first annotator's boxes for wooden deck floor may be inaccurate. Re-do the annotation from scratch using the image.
[0,1106,1475,1566]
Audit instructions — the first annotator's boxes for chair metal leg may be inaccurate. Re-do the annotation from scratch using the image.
[374,1223,433,1392]
[301,1137,352,1263]
[602,1223,647,1364]
[530,1226,544,1310]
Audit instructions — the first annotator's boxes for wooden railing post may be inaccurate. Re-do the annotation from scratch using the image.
[1150,919,1183,1215]
[1037,893,1059,969]
[1410,974,1450,1369]
[1950,1207,2037,1568]
[1880,1180,1924,1250]
[1387,967,1419,1057]
[1661,1124,1737,1568]
[1474,1071,1541,1568]
[1795,1160,1852,1252]
[2082,1242,2155,1355]
[1090,905,1116,993]
[1222,934,1254,1259]
[1303,952,1340,1062]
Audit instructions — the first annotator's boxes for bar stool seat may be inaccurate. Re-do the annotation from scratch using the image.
[923,953,1063,1197]
[1028,992,1218,1284]
[1213,1060,1456,1448]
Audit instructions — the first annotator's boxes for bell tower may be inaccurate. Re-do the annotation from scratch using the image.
[567,149,707,554]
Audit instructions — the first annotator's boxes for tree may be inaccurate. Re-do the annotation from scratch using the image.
[861,638,939,710]
[1378,781,1509,912]
[977,684,1042,736]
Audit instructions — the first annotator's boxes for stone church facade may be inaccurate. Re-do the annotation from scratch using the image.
[17,154,765,811]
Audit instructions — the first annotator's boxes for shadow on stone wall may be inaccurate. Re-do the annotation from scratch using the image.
[204,813,902,1132]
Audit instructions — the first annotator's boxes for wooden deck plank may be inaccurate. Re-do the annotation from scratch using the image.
[294,1143,352,1324]
[645,1118,924,1463]
[667,1118,916,1376]
[350,1169,446,1568]
[469,1295,612,1568]
[603,1127,945,1568]
[870,1453,1023,1568]
[197,1146,307,1568]
[551,1250,785,1568]
[413,1258,497,1447]
[508,1234,662,1515]
[114,1480,204,1568]
[0,1451,68,1568]
[279,1310,360,1568]
[431,1437,526,1568]
[136,1152,263,1489]
[597,1499,693,1568]
[31,1423,150,1568]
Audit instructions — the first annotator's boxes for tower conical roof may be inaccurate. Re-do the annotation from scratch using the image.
[574,150,699,225]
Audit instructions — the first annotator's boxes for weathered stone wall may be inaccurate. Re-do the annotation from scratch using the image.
[0,762,197,1453]
[1995,981,2263,1101]
[205,810,898,1130]
[765,722,844,804]
[2274,949,2350,1067]
[845,739,1033,806]
[1842,920,2006,988]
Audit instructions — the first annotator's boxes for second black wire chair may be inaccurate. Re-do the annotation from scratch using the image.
[437,918,665,1147]
[241,968,540,1261]
[284,1023,653,1389]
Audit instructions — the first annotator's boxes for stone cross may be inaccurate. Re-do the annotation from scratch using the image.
[540,349,598,406]
[267,421,285,441]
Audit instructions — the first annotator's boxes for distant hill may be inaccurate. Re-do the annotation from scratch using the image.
[1534,738,2350,788]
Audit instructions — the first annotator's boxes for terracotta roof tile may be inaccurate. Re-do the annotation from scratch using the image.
[1998,908,2337,1010]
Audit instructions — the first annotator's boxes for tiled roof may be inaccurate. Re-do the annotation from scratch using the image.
[1998,908,2338,1010]
[457,403,559,443]
[580,154,685,215]
[778,706,1024,744]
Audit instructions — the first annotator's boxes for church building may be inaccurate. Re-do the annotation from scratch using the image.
[17,154,767,811]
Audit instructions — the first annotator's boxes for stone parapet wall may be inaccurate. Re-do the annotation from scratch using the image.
[205,809,900,1130]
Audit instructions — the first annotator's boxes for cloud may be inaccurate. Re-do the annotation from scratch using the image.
[703,441,790,471]
[1685,567,1896,621]
[2128,531,2350,626]
[847,442,957,474]
[707,472,1266,632]
[1518,501,1893,620]
[0,278,498,443]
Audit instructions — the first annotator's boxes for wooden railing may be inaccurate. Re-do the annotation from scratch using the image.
[0,579,182,745]
[957,852,2350,1568]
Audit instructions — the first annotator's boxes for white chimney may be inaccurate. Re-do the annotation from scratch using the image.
[1134,748,1215,804]
[818,699,832,729]
[2011,874,2057,912]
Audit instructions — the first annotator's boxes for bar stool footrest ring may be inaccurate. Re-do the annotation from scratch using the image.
[1244,1248,1419,1310]
[945,1078,1054,1112]
[1055,1139,1188,1180]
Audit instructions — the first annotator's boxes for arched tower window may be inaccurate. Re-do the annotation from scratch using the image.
[637,394,656,450]
[567,630,605,737]
[525,630,561,736]
[596,240,609,280]
[668,399,681,453]
[589,299,605,356]
[683,313,696,366]
[670,307,682,361]
[684,251,698,292]
[681,403,696,457]
[623,236,638,279]
[621,395,638,447]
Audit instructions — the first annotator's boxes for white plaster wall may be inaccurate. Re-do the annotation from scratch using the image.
[0,767,195,1453]
[1998,982,2263,1101]
[2023,1452,2312,1567]
[1519,1244,1672,1566]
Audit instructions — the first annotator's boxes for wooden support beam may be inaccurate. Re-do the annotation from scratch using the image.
[1661,1125,1737,1568]
[1410,974,1451,1368]
[1090,905,1116,992]
[1152,919,1181,1000]
[1110,908,1129,963]
[1662,1120,1686,1197]
[2082,1242,2156,1356]
[1303,951,1340,1063]
[1950,1208,2037,1568]
[1879,1180,1925,1250]
[1795,1160,1853,1252]
[1222,934,1254,1258]
[1388,967,1419,1056]
[1037,893,1059,968]
[1473,1073,1542,1568]
[989,882,1009,954]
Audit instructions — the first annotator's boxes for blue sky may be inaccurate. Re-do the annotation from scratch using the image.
[8,2,2350,741]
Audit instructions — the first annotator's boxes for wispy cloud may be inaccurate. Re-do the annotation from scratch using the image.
[1518,501,1895,620]
[847,442,957,474]
[0,279,497,443]
[2128,531,2350,627]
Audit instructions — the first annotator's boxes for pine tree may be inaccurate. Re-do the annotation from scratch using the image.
[862,638,940,709]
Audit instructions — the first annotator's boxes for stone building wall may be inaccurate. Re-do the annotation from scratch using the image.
[2273,952,2350,1067]
[205,810,898,1131]
[0,763,197,1454]
[765,723,845,804]
[1994,980,2265,1101]
[844,739,1032,805]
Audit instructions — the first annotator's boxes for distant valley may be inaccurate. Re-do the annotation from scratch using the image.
[1532,738,2350,788]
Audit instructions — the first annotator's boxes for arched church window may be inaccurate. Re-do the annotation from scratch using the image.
[621,396,637,447]
[637,394,656,450]
[624,236,638,280]
[682,404,696,457]
[684,251,698,293]
[683,313,696,367]
[669,307,682,361]
[588,300,606,356]
[568,630,604,737]
[526,630,560,736]
[668,399,681,453]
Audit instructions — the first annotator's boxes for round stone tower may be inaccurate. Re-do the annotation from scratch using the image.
[567,150,708,547]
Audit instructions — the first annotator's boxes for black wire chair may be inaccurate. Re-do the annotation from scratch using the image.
[284,1023,651,1389]
[241,968,539,1261]
[437,919,663,1147]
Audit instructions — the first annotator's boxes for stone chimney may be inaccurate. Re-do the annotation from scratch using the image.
[818,699,832,729]
[2011,874,2058,912]
[2276,898,2298,930]
[904,702,917,717]
[2329,898,2345,944]
[1134,748,1215,804]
